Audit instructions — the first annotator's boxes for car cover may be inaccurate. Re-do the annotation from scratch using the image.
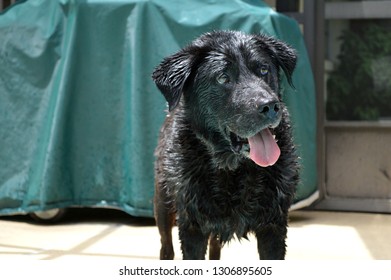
[0,0,317,217]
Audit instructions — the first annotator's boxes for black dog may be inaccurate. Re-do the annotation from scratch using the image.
[152,30,299,260]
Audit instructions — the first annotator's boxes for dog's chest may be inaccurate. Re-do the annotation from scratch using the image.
[210,168,276,213]
[177,165,280,234]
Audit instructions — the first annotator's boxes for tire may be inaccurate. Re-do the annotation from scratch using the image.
[29,208,67,224]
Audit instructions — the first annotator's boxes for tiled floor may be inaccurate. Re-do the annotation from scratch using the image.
[0,209,390,260]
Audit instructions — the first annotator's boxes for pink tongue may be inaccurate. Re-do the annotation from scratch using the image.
[248,128,280,167]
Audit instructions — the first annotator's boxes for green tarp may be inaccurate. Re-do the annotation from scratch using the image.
[0,0,317,218]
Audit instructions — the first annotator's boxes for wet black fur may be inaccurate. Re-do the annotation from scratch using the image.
[152,31,299,260]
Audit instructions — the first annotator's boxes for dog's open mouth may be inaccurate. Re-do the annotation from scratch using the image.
[230,128,280,167]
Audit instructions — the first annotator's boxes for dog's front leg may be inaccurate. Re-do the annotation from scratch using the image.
[255,223,287,260]
[178,223,209,260]
[208,234,222,260]
[154,204,175,260]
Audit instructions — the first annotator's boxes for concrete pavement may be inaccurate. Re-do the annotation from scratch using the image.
[0,209,390,260]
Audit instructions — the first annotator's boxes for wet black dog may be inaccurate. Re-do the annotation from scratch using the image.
[152,31,299,260]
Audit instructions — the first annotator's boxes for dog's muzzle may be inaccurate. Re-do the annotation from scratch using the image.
[228,100,282,167]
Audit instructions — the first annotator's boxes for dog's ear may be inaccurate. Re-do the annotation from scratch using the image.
[257,35,297,87]
[152,49,195,111]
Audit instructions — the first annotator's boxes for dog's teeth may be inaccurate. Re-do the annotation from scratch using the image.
[273,135,276,139]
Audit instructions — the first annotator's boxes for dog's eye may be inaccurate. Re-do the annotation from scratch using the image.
[259,65,269,76]
[216,73,230,84]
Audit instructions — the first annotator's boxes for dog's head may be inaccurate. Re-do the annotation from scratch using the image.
[152,31,297,169]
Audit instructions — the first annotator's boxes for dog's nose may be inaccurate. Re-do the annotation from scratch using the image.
[258,101,281,120]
